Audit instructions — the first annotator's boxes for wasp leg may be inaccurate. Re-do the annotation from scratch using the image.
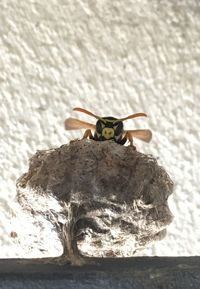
[123,131,136,149]
[82,129,94,140]
[117,137,127,145]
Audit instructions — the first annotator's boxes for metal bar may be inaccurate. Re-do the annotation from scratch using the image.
[0,257,200,289]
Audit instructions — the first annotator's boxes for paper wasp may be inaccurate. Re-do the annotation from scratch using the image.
[64,107,152,146]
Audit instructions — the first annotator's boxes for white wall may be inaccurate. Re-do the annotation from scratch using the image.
[0,0,199,257]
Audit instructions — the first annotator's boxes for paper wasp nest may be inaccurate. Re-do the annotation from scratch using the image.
[17,140,173,264]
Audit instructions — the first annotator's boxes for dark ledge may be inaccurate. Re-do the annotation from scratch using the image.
[0,257,200,289]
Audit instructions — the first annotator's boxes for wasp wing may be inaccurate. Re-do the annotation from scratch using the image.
[64,118,95,130]
[125,129,152,142]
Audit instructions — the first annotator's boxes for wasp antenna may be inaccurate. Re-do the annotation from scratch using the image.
[120,112,147,121]
[73,107,100,119]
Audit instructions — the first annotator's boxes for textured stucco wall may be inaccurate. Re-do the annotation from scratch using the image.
[0,0,200,257]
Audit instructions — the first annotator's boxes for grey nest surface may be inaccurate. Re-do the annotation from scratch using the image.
[17,140,173,264]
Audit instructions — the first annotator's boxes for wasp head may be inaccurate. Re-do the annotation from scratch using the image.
[96,117,123,140]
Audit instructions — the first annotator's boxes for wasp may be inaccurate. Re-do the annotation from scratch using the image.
[64,107,152,146]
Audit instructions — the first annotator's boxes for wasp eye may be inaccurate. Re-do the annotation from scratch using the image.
[114,122,123,136]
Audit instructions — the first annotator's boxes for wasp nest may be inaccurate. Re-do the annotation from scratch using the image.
[17,140,173,265]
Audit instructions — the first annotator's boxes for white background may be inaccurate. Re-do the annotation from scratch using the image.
[0,0,199,257]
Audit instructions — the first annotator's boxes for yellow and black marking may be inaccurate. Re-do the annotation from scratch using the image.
[64,107,152,146]
[93,117,126,145]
